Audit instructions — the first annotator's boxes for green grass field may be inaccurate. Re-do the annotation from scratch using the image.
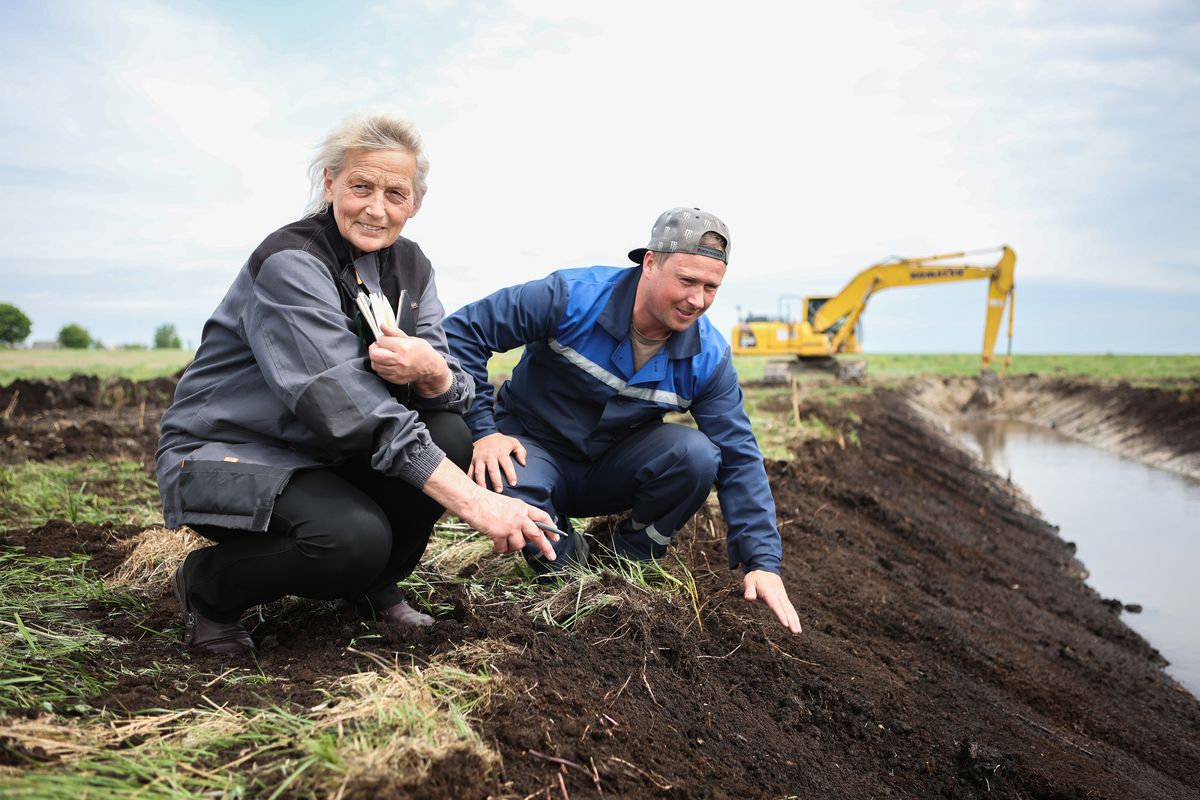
[490,350,1200,384]
[3,348,1197,387]
[0,349,194,386]
[854,353,1200,381]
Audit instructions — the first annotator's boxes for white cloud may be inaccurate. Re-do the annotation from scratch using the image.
[0,0,1196,350]
[410,1,1004,324]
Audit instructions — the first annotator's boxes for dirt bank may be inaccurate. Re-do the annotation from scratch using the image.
[2,377,1198,798]
[911,376,1200,480]
[0,375,172,464]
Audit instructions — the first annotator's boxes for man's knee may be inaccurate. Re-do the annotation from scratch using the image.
[421,410,473,471]
[666,426,721,487]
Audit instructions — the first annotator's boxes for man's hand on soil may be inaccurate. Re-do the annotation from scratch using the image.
[744,570,802,634]
[469,433,527,492]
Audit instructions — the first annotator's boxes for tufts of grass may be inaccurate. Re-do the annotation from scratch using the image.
[412,523,494,577]
[528,568,625,629]
[596,552,706,631]
[105,527,206,597]
[406,523,713,632]
[796,413,835,440]
[3,515,699,796]
[531,552,706,631]
[1,655,498,799]
[622,552,705,629]
[0,550,143,715]
[399,523,512,619]
[1,504,715,796]
[741,387,796,460]
[0,461,160,531]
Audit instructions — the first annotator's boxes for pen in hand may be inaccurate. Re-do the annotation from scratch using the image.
[534,521,570,539]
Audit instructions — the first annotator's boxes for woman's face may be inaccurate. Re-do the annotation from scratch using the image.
[324,148,419,255]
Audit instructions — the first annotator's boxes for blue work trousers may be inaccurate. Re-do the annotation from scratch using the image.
[496,418,721,569]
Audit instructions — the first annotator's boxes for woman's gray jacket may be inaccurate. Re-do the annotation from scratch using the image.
[155,209,473,531]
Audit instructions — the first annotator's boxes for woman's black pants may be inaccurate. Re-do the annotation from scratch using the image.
[183,411,472,623]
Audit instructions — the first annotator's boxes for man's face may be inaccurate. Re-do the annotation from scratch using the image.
[324,148,419,255]
[634,251,727,339]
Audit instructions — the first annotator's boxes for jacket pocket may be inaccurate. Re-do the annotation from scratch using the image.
[178,459,293,532]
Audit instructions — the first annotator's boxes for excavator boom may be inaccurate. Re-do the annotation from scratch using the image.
[732,245,1017,376]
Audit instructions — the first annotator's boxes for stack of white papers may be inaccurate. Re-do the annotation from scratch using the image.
[355,290,399,341]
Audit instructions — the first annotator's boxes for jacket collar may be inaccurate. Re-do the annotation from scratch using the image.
[597,265,703,359]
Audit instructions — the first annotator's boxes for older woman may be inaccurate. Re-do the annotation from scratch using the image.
[156,111,556,654]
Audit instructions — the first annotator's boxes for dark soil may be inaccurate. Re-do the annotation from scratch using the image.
[2,378,1199,799]
[0,521,143,575]
[0,375,173,464]
[0,375,179,416]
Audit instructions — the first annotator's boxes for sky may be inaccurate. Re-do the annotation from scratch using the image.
[1,0,1197,354]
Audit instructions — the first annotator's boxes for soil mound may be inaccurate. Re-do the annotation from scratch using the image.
[0,374,176,463]
[0,410,163,464]
[0,375,177,416]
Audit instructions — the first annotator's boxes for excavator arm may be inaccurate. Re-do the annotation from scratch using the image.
[810,246,1017,373]
[980,247,1016,373]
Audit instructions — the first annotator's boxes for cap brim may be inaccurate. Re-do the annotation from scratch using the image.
[628,247,648,265]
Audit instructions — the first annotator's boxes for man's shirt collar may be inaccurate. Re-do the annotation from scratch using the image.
[597,266,702,360]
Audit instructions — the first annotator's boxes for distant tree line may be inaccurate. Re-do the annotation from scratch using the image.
[0,303,31,347]
[154,324,182,349]
[0,302,187,350]
[57,323,93,349]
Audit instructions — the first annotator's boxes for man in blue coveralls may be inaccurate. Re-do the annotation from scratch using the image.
[443,208,801,633]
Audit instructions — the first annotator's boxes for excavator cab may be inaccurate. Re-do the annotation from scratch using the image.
[805,297,863,354]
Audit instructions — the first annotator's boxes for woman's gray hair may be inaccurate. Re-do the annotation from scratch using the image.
[306,110,430,215]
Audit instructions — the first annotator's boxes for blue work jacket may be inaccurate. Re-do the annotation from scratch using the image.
[444,265,782,574]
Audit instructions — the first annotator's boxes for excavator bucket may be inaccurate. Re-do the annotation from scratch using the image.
[965,369,1003,409]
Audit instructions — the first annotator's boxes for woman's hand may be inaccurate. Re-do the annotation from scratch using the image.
[457,485,557,557]
[422,459,557,559]
[369,323,453,397]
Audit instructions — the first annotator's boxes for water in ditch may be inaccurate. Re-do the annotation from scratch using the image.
[951,418,1200,694]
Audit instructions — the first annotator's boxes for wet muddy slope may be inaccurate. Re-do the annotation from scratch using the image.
[912,376,1200,480]
[2,376,1198,798]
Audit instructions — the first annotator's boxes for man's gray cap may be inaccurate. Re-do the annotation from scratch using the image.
[628,207,731,265]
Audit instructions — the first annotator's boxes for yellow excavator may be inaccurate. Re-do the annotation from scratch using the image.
[731,245,1016,384]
